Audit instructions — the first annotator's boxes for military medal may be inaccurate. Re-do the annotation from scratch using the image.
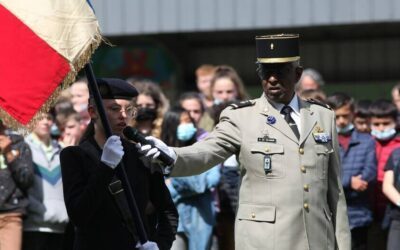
[313,132,331,143]
[312,125,331,143]
[266,115,276,125]
[263,155,272,174]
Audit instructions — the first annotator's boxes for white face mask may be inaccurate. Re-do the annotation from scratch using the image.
[336,123,354,135]
[371,127,397,141]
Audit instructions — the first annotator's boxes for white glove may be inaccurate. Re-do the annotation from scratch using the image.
[138,136,177,162]
[137,136,177,175]
[136,241,159,250]
[101,135,124,169]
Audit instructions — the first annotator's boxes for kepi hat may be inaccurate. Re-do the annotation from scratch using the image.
[256,34,300,63]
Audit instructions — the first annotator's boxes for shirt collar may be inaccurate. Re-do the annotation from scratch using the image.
[269,94,300,115]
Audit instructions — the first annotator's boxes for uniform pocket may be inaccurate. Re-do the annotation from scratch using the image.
[250,143,285,179]
[236,204,276,249]
[314,144,333,179]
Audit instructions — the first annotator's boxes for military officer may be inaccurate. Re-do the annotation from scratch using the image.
[141,34,351,250]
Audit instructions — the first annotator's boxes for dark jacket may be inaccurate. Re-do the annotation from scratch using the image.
[60,137,178,250]
[339,130,377,229]
[0,133,34,214]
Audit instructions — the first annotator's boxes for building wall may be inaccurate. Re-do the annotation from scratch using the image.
[92,0,400,35]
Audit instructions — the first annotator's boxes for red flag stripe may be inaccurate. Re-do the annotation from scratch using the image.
[0,4,70,125]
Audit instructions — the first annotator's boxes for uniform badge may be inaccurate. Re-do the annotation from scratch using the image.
[313,132,331,143]
[314,126,324,133]
[266,116,276,125]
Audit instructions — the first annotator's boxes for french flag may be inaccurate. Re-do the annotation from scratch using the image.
[0,0,101,129]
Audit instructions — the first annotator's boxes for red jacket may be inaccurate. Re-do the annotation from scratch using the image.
[375,135,400,182]
[373,135,400,220]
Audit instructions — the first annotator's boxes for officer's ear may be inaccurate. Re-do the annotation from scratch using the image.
[295,66,303,82]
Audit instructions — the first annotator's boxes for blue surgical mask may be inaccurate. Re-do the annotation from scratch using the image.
[177,123,196,141]
[336,123,354,135]
[371,127,397,141]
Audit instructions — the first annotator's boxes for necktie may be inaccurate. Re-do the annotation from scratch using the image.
[281,106,300,139]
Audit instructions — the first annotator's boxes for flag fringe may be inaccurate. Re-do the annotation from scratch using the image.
[0,29,102,134]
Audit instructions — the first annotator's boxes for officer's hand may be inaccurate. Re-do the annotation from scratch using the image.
[136,241,159,250]
[138,136,176,175]
[101,135,124,169]
[138,136,177,162]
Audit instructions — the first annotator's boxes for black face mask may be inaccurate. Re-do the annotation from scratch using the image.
[135,108,157,121]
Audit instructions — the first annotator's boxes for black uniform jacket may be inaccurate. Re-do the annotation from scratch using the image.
[60,137,178,250]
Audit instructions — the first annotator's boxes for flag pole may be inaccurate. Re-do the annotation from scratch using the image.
[84,63,148,243]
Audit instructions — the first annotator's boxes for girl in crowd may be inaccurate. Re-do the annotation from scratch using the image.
[210,65,248,104]
[128,79,169,138]
[162,107,220,250]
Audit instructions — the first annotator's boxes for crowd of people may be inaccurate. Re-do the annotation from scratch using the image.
[2,47,400,250]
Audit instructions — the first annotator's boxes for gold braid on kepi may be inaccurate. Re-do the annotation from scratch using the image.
[255,34,300,63]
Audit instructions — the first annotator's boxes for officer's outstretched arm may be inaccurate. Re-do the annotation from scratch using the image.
[172,108,241,177]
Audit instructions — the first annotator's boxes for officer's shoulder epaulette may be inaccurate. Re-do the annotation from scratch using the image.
[306,98,332,110]
[229,100,255,109]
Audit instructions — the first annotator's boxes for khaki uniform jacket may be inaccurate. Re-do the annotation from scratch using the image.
[172,94,351,250]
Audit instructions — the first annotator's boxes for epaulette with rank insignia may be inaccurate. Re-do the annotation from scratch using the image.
[229,100,254,109]
[306,98,332,110]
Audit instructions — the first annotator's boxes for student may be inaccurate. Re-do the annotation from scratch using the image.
[326,93,376,250]
[23,112,68,250]
[60,78,177,250]
[0,119,33,250]
[369,99,400,249]
[354,100,372,133]
[162,107,220,250]
[383,147,400,250]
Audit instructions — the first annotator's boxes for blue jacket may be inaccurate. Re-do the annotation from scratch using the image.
[339,130,377,229]
[167,166,220,250]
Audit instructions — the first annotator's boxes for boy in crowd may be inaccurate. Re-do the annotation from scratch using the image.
[368,99,400,249]
[327,93,377,250]
[354,100,372,133]
[23,112,68,250]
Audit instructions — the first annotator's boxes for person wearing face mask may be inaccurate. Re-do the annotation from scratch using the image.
[128,79,170,138]
[367,99,400,250]
[160,107,220,250]
[326,93,377,250]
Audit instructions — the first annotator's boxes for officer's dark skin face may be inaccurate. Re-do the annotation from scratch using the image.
[261,62,303,104]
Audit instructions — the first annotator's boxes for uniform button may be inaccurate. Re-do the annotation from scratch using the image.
[300,166,306,173]
[299,148,304,154]
[265,147,269,152]
[251,212,256,219]
[303,184,309,191]
[303,203,309,210]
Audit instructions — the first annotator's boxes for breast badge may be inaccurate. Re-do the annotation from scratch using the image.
[313,126,331,143]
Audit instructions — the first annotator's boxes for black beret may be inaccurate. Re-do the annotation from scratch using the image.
[95,78,138,99]
[256,34,300,63]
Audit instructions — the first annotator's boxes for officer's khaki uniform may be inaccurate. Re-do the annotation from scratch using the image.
[172,94,351,250]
